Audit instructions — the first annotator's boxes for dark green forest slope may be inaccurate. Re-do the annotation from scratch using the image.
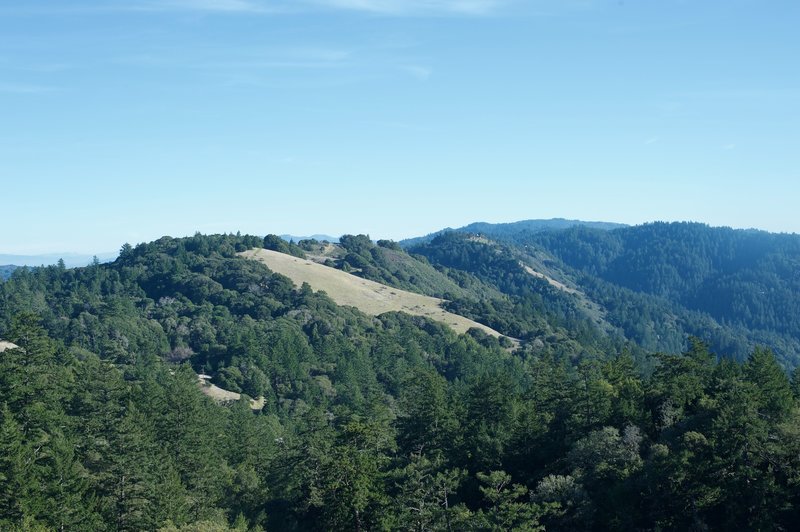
[518,223,800,367]
[403,221,800,368]
[2,230,800,530]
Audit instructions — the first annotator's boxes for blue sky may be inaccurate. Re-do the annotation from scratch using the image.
[1,0,799,253]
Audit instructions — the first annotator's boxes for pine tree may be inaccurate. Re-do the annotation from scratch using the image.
[0,405,36,526]
[744,347,793,420]
[396,368,457,459]
[390,453,466,531]
[473,470,550,531]
[40,433,98,531]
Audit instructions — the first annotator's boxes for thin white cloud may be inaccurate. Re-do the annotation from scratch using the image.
[400,64,433,80]
[115,45,353,70]
[362,120,434,132]
[166,0,259,11]
[680,88,800,101]
[306,0,507,15]
[0,82,58,94]
[1,0,510,16]
[3,62,76,73]
[0,0,283,15]
[135,0,275,13]
[644,137,659,145]
[722,143,736,151]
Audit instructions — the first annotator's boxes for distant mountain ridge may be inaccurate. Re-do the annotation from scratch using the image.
[279,234,339,243]
[461,218,628,234]
[400,218,627,247]
[0,252,117,268]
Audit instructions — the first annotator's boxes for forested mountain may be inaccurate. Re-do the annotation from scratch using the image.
[512,223,800,367]
[2,226,800,530]
[400,218,627,247]
[400,221,800,368]
[459,219,627,238]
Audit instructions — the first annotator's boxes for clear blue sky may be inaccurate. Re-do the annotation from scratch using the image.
[2,0,799,254]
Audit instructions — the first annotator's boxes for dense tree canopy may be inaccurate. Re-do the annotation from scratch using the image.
[1,231,799,530]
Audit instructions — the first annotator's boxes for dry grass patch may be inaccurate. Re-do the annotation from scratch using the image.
[240,248,509,340]
[0,340,18,352]
[198,376,265,410]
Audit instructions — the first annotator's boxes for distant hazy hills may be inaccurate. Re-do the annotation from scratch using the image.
[0,252,118,269]
[460,218,628,234]
[0,252,119,280]
[400,218,627,247]
[280,234,339,243]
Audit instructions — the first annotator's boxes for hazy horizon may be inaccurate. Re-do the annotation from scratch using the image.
[4,216,800,258]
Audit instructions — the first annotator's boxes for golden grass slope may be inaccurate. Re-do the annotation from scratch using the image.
[240,248,507,339]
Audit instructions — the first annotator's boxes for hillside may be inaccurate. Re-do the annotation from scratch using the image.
[2,229,800,531]
[407,232,627,354]
[240,248,509,340]
[399,222,800,369]
[279,234,612,357]
[298,234,499,301]
[518,222,800,367]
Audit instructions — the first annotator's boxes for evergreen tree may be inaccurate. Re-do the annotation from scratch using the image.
[744,346,793,420]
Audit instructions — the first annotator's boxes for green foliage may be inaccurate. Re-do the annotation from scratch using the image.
[533,474,593,530]
[744,346,794,420]
[472,470,550,531]
[336,233,478,299]
[389,454,467,531]
[0,231,799,530]
[523,222,800,366]
[262,234,306,258]
[0,264,19,281]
